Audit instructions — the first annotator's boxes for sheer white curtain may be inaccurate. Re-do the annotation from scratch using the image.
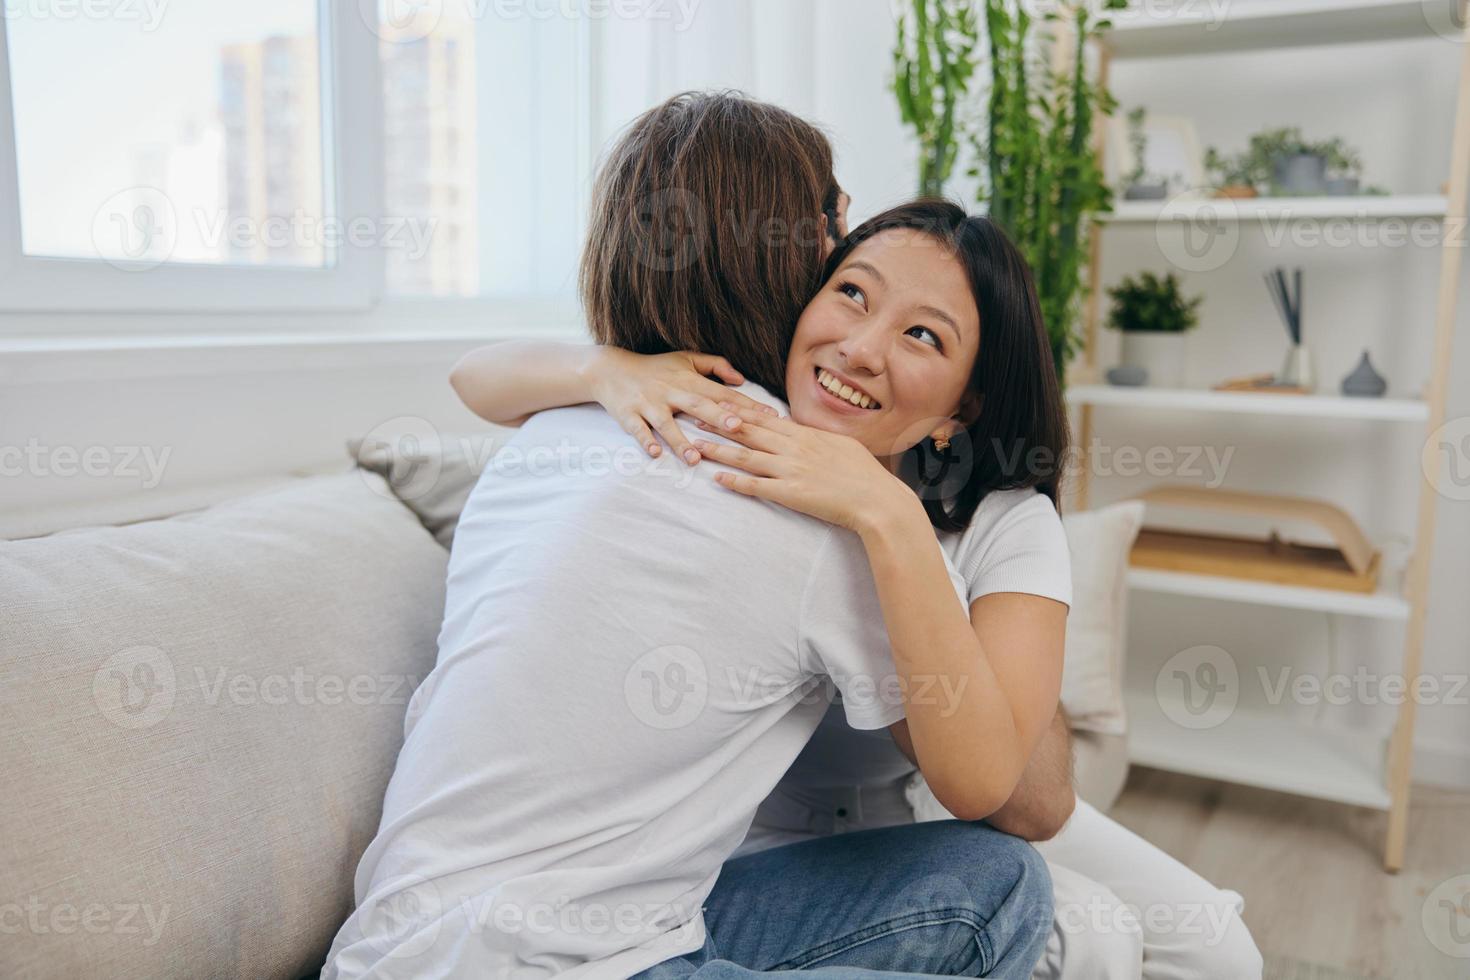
[475,0,914,302]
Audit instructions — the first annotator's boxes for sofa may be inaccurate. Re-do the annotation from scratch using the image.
[1,429,1138,980]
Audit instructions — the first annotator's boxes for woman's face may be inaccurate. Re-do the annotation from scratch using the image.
[785,229,981,458]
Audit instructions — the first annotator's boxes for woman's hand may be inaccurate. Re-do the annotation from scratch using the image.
[584,349,777,464]
[692,403,919,534]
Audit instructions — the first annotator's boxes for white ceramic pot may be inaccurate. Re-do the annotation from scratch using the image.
[1120,332,1187,388]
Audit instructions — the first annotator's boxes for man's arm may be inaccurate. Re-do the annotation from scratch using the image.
[983,706,1075,841]
[890,705,1075,841]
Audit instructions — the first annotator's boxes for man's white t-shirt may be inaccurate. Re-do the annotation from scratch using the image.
[321,383,968,979]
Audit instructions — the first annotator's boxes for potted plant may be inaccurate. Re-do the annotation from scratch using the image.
[1105,270,1203,387]
[1321,137,1362,195]
[892,0,980,198]
[1203,145,1265,198]
[1245,126,1327,195]
[1123,106,1168,200]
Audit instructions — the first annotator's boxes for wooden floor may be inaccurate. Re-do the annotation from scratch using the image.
[1108,768,1470,980]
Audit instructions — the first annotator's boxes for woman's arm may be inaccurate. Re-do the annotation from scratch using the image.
[859,506,1065,821]
[449,341,604,428]
[691,408,1064,822]
[449,341,773,462]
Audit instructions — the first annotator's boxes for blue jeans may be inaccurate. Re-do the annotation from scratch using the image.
[632,820,1051,979]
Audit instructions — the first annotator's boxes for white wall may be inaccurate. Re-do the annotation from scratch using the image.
[4,1,1466,787]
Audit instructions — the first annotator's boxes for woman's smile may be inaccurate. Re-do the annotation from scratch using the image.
[813,367,882,411]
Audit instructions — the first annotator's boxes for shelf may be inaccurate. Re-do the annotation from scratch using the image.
[1100,194,1451,223]
[1125,690,1391,810]
[1067,385,1429,422]
[1127,567,1411,620]
[1103,0,1462,60]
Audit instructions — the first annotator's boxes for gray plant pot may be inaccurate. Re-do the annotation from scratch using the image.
[1272,153,1328,195]
[1124,182,1169,201]
[1325,176,1360,196]
[1106,365,1149,387]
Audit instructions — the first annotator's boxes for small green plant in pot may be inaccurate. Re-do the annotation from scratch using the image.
[1123,106,1168,200]
[1203,145,1266,198]
[1320,137,1362,196]
[1105,270,1203,387]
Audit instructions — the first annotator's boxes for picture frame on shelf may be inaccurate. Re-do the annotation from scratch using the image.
[1106,112,1206,198]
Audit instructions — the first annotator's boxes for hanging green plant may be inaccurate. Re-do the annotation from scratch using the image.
[892,0,981,198]
[972,0,1126,382]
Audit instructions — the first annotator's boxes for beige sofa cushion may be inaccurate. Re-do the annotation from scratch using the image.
[349,429,511,549]
[0,471,449,980]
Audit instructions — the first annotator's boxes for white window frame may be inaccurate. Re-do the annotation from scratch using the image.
[0,0,383,314]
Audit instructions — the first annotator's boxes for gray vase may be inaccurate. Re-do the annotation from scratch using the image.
[1325,176,1360,196]
[1124,183,1168,201]
[1273,153,1327,195]
[1341,350,1387,398]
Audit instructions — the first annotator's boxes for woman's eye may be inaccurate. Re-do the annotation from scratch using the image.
[837,282,866,307]
[907,326,942,350]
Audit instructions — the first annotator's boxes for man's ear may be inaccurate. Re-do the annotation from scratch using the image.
[819,213,834,262]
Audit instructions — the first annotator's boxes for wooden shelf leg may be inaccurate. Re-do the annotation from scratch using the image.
[1384,7,1470,873]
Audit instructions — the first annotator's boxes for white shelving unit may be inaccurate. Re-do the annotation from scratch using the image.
[1124,691,1392,811]
[1101,194,1451,223]
[1071,0,1470,871]
[1126,567,1412,621]
[1067,384,1430,422]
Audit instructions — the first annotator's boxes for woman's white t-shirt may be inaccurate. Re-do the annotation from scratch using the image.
[739,488,1072,848]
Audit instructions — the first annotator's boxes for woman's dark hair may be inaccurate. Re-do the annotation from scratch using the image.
[823,200,1069,530]
[581,91,840,399]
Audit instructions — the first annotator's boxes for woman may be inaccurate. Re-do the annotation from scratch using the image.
[452,200,1264,979]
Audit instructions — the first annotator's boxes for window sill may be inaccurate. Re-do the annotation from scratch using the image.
[1,300,589,384]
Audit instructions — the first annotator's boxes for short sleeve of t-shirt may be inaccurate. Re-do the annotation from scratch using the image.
[942,489,1072,608]
[798,526,969,732]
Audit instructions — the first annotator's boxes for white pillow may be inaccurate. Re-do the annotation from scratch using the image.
[1060,501,1146,736]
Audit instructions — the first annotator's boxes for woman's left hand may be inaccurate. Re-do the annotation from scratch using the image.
[692,403,917,534]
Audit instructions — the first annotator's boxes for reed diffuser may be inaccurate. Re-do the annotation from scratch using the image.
[1265,266,1313,390]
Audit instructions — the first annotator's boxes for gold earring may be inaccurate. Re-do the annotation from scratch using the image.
[933,435,951,452]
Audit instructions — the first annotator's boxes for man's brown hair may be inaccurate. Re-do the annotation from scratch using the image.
[580,91,839,399]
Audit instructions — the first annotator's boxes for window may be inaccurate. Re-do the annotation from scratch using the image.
[376,4,590,300]
[10,2,325,268]
[0,1,376,312]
